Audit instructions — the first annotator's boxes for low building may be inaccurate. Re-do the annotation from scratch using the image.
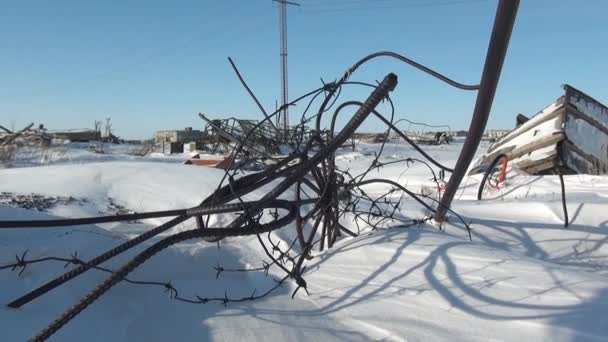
[49,129,101,142]
[486,129,510,140]
[154,127,204,143]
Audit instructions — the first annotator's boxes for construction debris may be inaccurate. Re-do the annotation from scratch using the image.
[471,84,608,176]
[198,114,292,155]
[410,131,451,145]
[0,123,52,147]
[184,153,237,170]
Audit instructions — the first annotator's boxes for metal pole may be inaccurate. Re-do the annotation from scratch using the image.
[279,1,288,141]
[434,0,519,222]
[274,0,299,143]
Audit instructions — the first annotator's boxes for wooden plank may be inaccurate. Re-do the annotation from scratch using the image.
[517,155,558,175]
[508,132,564,161]
[487,104,565,154]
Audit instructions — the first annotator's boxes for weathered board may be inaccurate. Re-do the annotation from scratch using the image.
[470,84,608,175]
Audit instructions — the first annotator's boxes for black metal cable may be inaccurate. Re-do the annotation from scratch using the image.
[6,200,314,309]
[350,178,435,213]
[316,79,451,174]
[331,100,454,172]
[476,153,507,200]
[0,209,184,228]
[434,0,520,222]
[7,215,188,309]
[339,51,479,90]
[197,85,327,230]
[314,50,479,136]
[227,57,285,141]
[557,167,569,228]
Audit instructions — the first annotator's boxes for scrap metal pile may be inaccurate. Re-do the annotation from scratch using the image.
[198,114,314,155]
[0,124,52,167]
[198,115,280,154]
[0,123,52,148]
[0,51,484,341]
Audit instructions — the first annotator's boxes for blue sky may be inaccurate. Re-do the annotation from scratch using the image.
[1,0,606,139]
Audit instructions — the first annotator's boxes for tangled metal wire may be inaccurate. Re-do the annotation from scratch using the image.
[1,51,478,341]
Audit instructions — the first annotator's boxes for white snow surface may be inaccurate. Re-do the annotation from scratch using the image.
[1,141,607,341]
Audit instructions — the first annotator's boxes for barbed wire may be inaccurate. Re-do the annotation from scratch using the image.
[0,51,476,341]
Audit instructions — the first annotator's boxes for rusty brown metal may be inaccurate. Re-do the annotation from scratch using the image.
[434,0,520,222]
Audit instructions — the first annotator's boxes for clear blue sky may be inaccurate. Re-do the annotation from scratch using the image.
[1,0,606,139]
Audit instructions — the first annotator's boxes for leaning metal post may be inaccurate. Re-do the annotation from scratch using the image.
[434,0,520,222]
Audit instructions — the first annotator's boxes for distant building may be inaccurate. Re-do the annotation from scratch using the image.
[454,130,468,137]
[49,129,101,142]
[154,127,203,143]
[487,129,510,140]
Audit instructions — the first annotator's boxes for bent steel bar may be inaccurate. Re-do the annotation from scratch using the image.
[340,51,479,91]
[7,199,313,308]
[434,0,520,222]
[226,73,398,231]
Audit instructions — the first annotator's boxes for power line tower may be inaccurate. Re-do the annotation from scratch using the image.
[273,0,299,143]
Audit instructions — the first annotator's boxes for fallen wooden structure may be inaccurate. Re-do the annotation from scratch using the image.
[184,154,236,170]
[470,84,608,175]
[410,131,451,145]
[0,123,52,147]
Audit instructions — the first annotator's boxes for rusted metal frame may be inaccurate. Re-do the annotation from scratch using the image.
[295,180,307,250]
[319,210,329,252]
[199,113,266,156]
[435,0,520,222]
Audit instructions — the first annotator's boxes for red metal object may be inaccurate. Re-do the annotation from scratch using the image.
[488,156,508,189]
[496,157,508,185]
[185,154,236,170]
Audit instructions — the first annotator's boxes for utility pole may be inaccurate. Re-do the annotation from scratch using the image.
[273,0,299,143]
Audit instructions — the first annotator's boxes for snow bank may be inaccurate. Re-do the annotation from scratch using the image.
[1,141,607,341]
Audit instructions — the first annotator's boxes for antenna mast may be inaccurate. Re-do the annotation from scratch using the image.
[273,0,299,142]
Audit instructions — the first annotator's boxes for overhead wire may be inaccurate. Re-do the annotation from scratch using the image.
[302,0,489,14]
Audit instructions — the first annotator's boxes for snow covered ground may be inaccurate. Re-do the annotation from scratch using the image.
[1,140,607,341]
